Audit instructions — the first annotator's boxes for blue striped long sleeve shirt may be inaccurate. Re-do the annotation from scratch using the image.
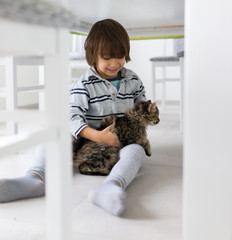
[70,66,147,138]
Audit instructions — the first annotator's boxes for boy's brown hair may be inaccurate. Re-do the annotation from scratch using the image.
[84,19,131,67]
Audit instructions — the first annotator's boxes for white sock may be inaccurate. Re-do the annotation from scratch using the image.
[88,180,127,216]
[88,144,145,216]
[0,173,45,203]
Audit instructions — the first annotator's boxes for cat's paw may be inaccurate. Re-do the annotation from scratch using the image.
[145,149,152,156]
[144,143,152,156]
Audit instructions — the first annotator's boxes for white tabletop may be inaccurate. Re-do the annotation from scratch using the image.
[68,0,184,38]
[0,0,184,38]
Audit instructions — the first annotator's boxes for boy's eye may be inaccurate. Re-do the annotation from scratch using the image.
[102,56,125,60]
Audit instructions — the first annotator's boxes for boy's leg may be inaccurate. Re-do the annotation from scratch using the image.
[0,145,46,203]
[88,144,145,216]
[27,144,46,182]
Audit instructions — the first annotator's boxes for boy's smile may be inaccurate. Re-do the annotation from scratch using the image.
[96,55,125,79]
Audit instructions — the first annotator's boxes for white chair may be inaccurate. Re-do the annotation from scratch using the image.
[0,34,88,136]
[150,55,180,109]
[150,39,184,110]
[0,0,78,238]
[150,47,185,132]
[0,56,45,135]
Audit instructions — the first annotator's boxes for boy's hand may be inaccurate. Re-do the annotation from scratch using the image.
[100,125,120,149]
[78,125,120,149]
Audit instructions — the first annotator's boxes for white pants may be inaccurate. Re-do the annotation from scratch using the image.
[105,144,145,189]
[28,143,145,189]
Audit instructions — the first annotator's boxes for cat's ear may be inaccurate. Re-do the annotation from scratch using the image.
[148,102,156,112]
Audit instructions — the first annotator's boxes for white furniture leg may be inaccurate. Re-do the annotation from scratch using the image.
[44,28,72,240]
[5,56,18,135]
[151,62,156,102]
[179,56,184,133]
[39,65,45,111]
[161,65,166,109]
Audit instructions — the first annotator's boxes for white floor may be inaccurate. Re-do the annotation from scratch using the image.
[0,103,183,240]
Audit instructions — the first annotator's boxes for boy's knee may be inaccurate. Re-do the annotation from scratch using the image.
[129,144,144,152]
[120,144,146,161]
[122,143,145,153]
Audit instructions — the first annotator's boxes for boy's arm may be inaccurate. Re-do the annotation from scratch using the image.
[133,75,147,103]
[79,126,120,148]
[70,79,90,138]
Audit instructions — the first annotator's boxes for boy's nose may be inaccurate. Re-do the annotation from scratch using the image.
[109,58,118,66]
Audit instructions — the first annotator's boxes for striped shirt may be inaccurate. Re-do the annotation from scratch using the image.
[70,66,147,138]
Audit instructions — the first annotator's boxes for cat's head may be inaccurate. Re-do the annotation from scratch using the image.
[134,100,160,125]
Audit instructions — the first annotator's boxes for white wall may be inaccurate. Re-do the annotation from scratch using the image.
[183,0,232,239]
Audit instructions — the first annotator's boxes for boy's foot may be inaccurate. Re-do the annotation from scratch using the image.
[0,173,45,203]
[88,180,126,216]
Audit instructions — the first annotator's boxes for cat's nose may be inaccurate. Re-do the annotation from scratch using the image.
[154,118,160,124]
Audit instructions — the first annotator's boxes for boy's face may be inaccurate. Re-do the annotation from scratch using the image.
[96,55,125,79]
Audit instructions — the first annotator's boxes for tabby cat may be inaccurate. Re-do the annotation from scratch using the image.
[73,100,159,175]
